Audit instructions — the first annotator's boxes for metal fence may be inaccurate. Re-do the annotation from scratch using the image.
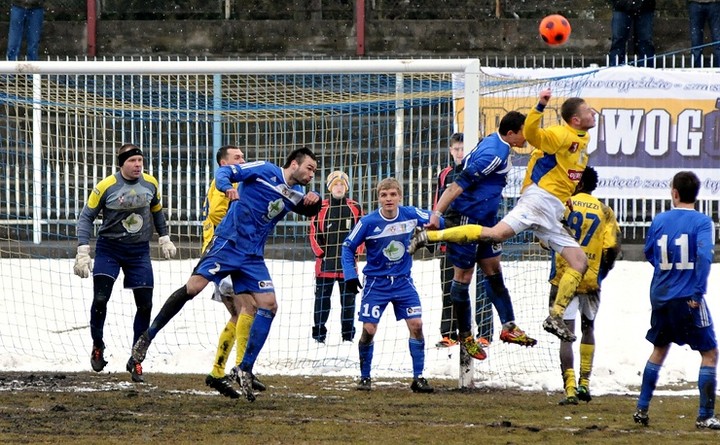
[32,0,690,21]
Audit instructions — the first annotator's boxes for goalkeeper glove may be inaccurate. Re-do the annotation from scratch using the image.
[345,278,363,294]
[73,245,93,278]
[158,235,177,259]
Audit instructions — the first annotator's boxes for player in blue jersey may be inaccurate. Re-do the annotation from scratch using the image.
[342,177,441,393]
[74,143,177,383]
[132,147,321,401]
[633,171,719,429]
[426,111,536,362]
[410,88,596,343]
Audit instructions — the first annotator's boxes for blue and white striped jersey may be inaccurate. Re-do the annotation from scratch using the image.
[341,206,433,280]
[213,161,310,256]
[451,132,511,220]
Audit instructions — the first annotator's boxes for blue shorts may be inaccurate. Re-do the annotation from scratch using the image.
[93,237,153,289]
[445,212,502,269]
[193,237,274,294]
[646,298,717,351]
[358,275,422,324]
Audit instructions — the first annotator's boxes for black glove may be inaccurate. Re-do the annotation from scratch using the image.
[345,278,363,294]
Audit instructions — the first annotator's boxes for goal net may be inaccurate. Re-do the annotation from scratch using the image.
[0,59,589,389]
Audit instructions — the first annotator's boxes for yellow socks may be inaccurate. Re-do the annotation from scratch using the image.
[579,343,595,388]
[210,321,236,378]
[563,368,577,398]
[428,224,484,243]
[235,313,254,366]
[551,268,583,317]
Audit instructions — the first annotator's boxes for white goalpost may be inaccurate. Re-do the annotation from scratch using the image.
[0,59,580,389]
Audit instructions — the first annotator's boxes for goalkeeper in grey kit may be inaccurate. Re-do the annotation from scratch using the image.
[74,143,177,383]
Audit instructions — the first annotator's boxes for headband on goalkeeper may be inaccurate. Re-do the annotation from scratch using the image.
[118,147,144,166]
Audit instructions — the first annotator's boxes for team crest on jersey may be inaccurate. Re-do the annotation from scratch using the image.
[383,240,405,261]
[121,213,143,233]
[568,142,579,153]
[491,242,502,254]
[267,198,285,219]
[257,280,273,289]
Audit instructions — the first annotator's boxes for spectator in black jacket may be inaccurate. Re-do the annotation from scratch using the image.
[309,171,364,343]
[608,0,656,67]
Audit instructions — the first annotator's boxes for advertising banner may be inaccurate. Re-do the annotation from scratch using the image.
[455,66,720,199]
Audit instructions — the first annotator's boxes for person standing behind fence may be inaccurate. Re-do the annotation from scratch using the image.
[6,0,44,61]
[633,171,720,429]
[342,178,439,393]
[688,0,720,67]
[608,0,656,67]
[548,167,621,406]
[309,170,363,344]
[74,143,177,383]
[201,145,266,399]
[432,133,493,349]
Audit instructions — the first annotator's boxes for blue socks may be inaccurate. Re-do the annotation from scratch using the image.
[485,273,514,324]
[451,280,472,334]
[359,341,374,379]
[698,365,717,419]
[637,361,662,411]
[239,307,274,372]
[409,337,425,378]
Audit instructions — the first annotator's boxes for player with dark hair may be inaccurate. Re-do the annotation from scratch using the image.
[410,88,596,343]
[342,178,441,393]
[201,145,265,398]
[432,132,493,349]
[74,143,177,383]
[548,166,621,405]
[634,171,719,429]
[132,147,321,401]
[426,112,536,362]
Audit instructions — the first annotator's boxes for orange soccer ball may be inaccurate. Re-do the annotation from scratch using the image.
[539,14,571,46]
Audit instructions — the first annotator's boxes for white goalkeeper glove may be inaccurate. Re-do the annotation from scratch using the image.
[158,235,177,259]
[73,245,93,278]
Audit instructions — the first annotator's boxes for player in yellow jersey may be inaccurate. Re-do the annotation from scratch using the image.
[201,145,266,398]
[549,167,621,405]
[409,88,596,342]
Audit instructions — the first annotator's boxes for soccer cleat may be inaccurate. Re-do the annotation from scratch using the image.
[499,322,537,347]
[407,228,429,255]
[696,416,720,430]
[132,331,151,363]
[126,357,144,383]
[558,396,579,406]
[90,345,108,372]
[205,375,240,399]
[476,336,491,348]
[435,336,458,348]
[231,366,256,402]
[410,376,434,393]
[576,385,592,402]
[356,377,372,391]
[633,409,649,426]
[460,335,487,360]
[542,314,577,342]
[251,373,267,392]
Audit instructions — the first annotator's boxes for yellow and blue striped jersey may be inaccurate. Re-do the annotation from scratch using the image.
[522,108,590,204]
[200,179,239,253]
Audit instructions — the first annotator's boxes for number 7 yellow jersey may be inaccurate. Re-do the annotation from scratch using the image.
[549,192,620,293]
